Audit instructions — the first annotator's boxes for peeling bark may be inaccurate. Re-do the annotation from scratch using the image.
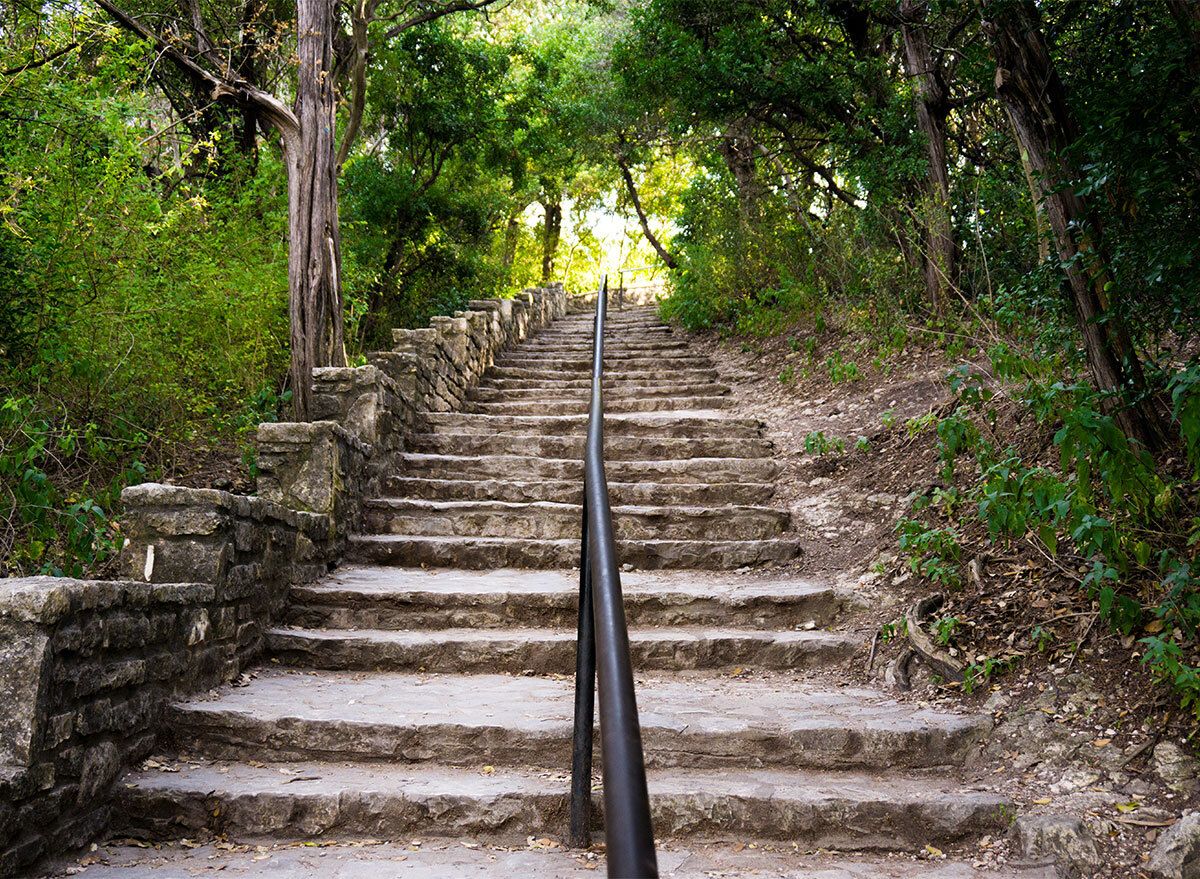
[979,0,1163,450]
[900,0,957,317]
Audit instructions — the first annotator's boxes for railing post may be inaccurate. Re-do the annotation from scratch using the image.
[568,496,595,847]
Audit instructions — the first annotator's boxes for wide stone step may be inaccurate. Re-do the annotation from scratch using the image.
[384,477,776,506]
[422,412,762,439]
[463,396,734,415]
[113,761,1012,851]
[50,838,1059,878]
[346,534,801,569]
[399,453,780,483]
[406,433,770,461]
[517,338,687,350]
[494,355,712,371]
[486,365,719,382]
[266,626,858,673]
[286,568,847,631]
[479,375,718,391]
[362,499,790,542]
[467,384,731,403]
[159,670,990,772]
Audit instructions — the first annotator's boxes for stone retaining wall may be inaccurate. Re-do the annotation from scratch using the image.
[0,283,568,876]
[0,485,336,873]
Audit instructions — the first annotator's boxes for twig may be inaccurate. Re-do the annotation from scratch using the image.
[867,630,880,673]
[1120,713,1172,769]
[1064,611,1099,670]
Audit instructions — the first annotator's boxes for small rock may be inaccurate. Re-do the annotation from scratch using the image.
[734,566,751,575]
[1049,768,1100,794]
[1154,743,1198,792]
[621,563,633,572]
[1012,814,1102,879]
[1148,810,1200,879]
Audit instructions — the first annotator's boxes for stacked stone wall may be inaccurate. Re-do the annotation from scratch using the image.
[0,283,568,875]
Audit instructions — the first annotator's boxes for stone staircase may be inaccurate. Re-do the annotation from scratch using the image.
[104,305,1038,876]
[348,306,802,570]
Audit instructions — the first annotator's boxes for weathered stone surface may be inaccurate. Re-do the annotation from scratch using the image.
[162,669,986,771]
[0,621,49,765]
[1154,742,1199,792]
[286,567,848,631]
[266,626,857,674]
[43,837,1060,879]
[1012,814,1101,878]
[1149,811,1200,879]
[112,761,1011,851]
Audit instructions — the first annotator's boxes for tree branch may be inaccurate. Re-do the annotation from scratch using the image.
[93,0,299,143]
[2,42,80,77]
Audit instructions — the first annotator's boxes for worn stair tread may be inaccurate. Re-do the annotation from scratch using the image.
[52,840,1059,879]
[422,412,762,434]
[361,499,789,542]
[265,625,858,672]
[164,669,988,770]
[113,760,1012,850]
[398,452,780,483]
[346,534,802,569]
[405,433,771,460]
[384,477,776,506]
[286,567,846,630]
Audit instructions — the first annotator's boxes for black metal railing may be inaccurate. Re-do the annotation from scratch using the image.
[568,276,658,878]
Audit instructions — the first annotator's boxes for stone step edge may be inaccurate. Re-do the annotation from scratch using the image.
[112,761,1014,850]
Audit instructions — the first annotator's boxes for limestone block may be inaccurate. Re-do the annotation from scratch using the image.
[0,618,50,765]
[1012,814,1101,879]
[1149,810,1200,879]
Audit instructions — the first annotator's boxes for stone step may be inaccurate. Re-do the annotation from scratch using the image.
[463,396,735,415]
[406,433,771,461]
[494,355,712,371]
[399,453,780,484]
[479,375,719,391]
[285,568,847,631]
[265,626,858,673]
[159,670,990,772]
[50,839,1059,878]
[466,384,732,403]
[113,761,1012,852]
[517,337,686,350]
[422,412,762,439]
[362,499,790,542]
[346,534,802,569]
[485,365,720,382]
[384,477,776,506]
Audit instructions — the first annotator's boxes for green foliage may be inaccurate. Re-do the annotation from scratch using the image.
[824,350,860,384]
[803,430,845,456]
[895,518,963,589]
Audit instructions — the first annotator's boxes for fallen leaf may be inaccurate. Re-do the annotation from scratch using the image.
[1117,803,1140,813]
[1032,798,1052,805]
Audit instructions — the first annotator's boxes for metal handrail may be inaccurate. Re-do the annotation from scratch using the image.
[568,276,658,878]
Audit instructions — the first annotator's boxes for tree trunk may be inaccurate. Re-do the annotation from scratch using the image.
[616,153,678,270]
[540,196,562,283]
[717,118,765,223]
[900,0,957,317]
[979,0,1162,450]
[287,0,346,420]
[501,204,522,269]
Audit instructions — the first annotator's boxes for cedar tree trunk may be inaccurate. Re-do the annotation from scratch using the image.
[541,196,562,283]
[979,0,1163,450]
[900,0,957,317]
